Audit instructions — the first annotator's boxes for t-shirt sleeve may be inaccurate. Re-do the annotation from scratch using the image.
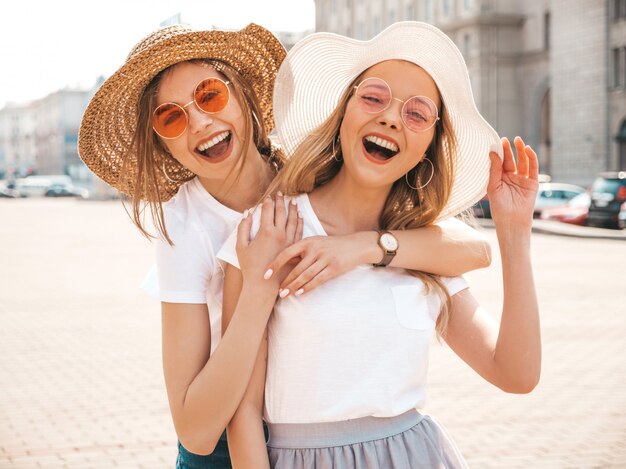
[217,228,239,269]
[145,212,214,304]
[216,206,263,270]
[441,275,469,296]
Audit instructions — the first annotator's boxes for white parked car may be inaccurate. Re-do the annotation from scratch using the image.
[533,183,587,218]
[15,175,72,197]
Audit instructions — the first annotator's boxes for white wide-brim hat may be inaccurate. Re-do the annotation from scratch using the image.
[274,21,502,220]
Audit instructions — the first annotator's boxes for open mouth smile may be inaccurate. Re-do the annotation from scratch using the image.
[195,130,233,162]
[362,135,400,164]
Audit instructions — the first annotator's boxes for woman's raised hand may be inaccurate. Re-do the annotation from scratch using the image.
[488,136,539,231]
[236,192,303,286]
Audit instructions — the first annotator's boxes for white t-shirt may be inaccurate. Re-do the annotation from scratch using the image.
[217,193,469,424]
[142,177,241,354]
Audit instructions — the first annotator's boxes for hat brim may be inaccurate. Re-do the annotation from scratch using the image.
[79,24,286,200]
[274,21,502,220]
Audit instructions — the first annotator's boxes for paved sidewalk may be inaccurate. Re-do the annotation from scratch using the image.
[1,198,625,468]
[476,217,626,241]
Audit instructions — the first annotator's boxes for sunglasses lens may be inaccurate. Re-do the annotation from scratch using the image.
[194,78,229,113]
[153,103,187,139]
[403,97,438,132]
[355,78,391,113]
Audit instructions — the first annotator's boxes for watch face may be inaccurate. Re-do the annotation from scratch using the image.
[380,233,398,251]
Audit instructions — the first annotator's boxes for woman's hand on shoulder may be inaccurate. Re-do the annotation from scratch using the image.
[236,192,303,287]
[263,232,367,298]
[488,136,539,231]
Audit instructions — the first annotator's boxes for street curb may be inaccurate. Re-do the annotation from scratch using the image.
[475,218,626,241]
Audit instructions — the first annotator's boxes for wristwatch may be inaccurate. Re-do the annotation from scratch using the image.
[373,231,398,267]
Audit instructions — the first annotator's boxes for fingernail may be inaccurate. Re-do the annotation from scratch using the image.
[277,191,283,196]
[279,289,290,298]
[263,269,273,280]
[295,288,304,296]
[291,198,297,205]
[242,209,249,219]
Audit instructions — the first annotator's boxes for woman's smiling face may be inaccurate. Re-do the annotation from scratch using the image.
[339,60,441,190]
[155,61,248,183]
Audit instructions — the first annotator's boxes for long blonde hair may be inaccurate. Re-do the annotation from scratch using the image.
[127,59,284,244]
[268,70,458,336]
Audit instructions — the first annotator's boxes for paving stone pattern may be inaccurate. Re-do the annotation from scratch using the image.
[1,199,624,468]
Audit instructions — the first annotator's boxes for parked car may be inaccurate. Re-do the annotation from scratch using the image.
[587,172,626,229]
[472,195,491,218]
[15,175,73,197]
[540,192,590,226]
[45,182,88,199]
[618,201,626,230]
[472,174,554,219]
[533,182,586,218]
[0,186,19,198]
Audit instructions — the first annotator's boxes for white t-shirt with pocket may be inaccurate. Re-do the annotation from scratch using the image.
[217,193,468,424]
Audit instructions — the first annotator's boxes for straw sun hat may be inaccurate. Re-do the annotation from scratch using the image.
[79,23,286,200]
[274,21,503,220]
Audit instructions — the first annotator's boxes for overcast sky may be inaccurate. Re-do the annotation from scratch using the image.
[0,0,315,109]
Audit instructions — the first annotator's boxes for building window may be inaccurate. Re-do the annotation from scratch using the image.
[613,47,625,88]
[463,34,471,55]
[425,0,433,23]
[618,47,626,86]
[373,15,381,34]
[616,119,626,170]
[544,12,550,50]
[388,9,396,24]
[406,4,415,19]
[357,21,366,39]
[443,0,451,16]
[464,0,472,8]
[612,0,626,21]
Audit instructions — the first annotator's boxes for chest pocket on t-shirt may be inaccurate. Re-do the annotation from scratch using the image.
[391,284,440,331]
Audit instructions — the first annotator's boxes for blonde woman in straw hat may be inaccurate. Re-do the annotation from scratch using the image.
[218,21,541,468]
[79,23,494,467]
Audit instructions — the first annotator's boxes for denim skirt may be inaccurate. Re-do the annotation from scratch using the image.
[176,432,231,469]
[267,410,468,469]
[176,424,270,468]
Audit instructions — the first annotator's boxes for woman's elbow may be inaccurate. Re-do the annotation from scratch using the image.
[178,432,220,456]
[499,373,540,394]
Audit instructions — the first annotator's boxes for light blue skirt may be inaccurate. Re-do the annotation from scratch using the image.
[267,410,468,468]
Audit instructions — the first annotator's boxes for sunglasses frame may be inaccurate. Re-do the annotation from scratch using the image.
[152,77,231,140]
[353,77,440,133]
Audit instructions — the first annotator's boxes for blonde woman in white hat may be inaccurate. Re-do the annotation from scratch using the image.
[219,21,541,468]
[78,23,493,467]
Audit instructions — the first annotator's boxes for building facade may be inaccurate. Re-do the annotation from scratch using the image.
[315,0,617,186]
[0,88,94,184]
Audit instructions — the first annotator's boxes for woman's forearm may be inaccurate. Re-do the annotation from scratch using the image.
[492,229,541,393]
[355,218,491,275]
[227,334,270,468]
[173,282,276,455]
[228,406,270,468]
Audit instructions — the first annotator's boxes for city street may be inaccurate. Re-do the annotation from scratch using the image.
[1,198,625,468]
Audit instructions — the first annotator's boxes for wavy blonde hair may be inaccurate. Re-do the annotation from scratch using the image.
[127,58,284,244]
[268,69,458,336]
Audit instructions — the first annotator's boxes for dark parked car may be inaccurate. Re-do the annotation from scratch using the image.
[618,201,626,230]
[472,195,491,218]
[587,172,626,229]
